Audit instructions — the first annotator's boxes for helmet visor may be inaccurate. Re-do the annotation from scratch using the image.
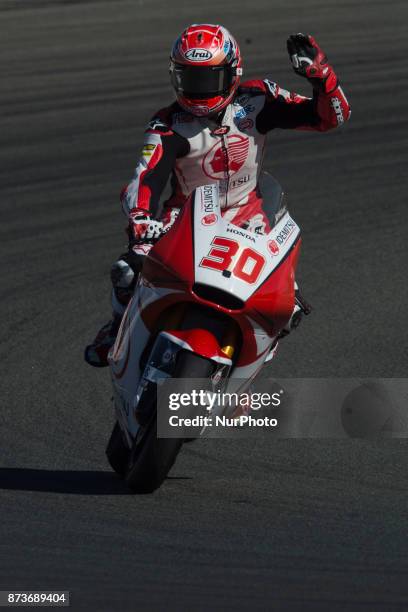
[170,63,234,99]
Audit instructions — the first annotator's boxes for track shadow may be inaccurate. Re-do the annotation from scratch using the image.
[0,468,192,495]
[0,468,132,495]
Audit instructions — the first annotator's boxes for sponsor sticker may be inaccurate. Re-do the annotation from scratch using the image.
[235,104,255,120]
[276,218,296,245]
[230,174,250,189]
[267,240,279,256]
[331,97,344,124]
[203,134,249,179]
[142,143,156,158]
[211,126,230,136]
[185,48,213,62]
[226,226,256,243]
[238,118,254,131]
[201,184,216,213]
[201,213,218,226]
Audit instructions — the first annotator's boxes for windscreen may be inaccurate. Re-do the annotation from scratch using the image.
[257,172,286,225]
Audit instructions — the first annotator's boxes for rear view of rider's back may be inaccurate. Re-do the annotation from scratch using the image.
[85,23,350,367]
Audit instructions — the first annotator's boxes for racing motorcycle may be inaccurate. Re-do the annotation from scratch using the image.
[106,172,301,492]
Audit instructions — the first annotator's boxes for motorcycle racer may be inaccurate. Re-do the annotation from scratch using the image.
[85,25,350,367]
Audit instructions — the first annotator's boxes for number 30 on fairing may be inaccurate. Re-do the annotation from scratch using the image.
[199,236,265,284]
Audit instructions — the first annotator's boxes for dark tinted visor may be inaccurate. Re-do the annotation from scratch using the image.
[170,63,234,99]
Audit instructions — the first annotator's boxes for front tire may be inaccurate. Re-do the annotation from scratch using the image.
[125,351,214,493]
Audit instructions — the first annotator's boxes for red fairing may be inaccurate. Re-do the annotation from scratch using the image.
[246,239,301,334]
[141,198,301,368]
[143,199,195,287]
[138,289,188,332]
[164,330,231,362]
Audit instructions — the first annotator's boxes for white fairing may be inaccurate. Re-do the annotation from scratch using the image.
[194,183,300,301]
[109,281,184,438]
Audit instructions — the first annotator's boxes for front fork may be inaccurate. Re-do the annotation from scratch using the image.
[133,305,239,428]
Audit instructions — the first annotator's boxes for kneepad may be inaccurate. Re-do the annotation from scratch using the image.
[110,259,135,289]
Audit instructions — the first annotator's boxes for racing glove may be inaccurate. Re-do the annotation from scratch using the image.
[287,33,338,93]
[161,208,180,235]
[128,209,164,244]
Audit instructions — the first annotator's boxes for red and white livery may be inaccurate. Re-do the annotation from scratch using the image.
[107,175,300,491]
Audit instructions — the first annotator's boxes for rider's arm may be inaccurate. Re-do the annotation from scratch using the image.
[256,33,350,133]
[120,115,190,217]
[255,77,350,133]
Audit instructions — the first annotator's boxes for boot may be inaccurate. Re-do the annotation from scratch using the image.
[84,257,137,368]
[84,315,122,367]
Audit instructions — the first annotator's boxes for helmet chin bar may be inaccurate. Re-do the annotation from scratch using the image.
[178,79,239,117]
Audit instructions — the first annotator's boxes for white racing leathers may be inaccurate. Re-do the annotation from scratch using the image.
[120,78,350,219]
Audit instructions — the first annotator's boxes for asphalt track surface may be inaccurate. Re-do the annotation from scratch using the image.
[1,1,408,610]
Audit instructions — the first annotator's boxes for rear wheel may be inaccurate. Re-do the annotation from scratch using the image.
[125,351,214,493]
[106,421,130,476]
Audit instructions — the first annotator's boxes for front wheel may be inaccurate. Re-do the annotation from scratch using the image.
[125,351,214,493]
